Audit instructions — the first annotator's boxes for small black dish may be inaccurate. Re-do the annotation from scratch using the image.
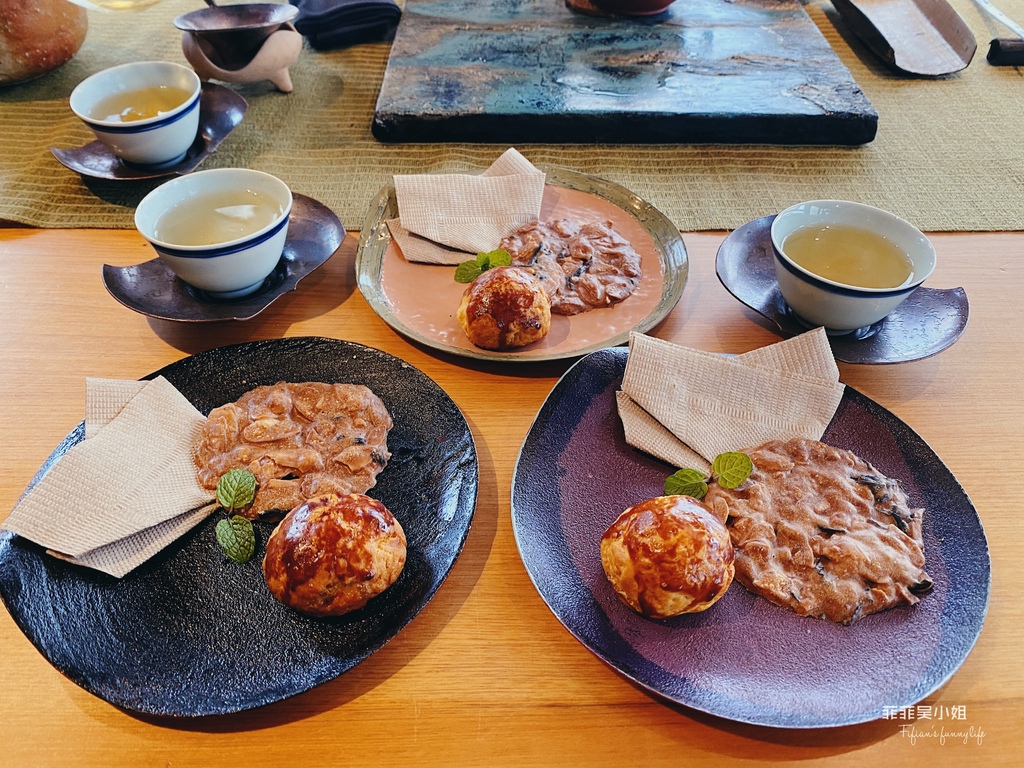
[50,83,247,181]
[716,215,969,365]
[102,194,344,322]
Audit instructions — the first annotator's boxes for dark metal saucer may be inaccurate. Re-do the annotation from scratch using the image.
[101,194,344,322]
[50,83,247,181]
[716,215,969,364]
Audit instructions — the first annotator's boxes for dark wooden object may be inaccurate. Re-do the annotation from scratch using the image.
[988,38,1024,64]
[372,0,878,145]
[830,0,976,76]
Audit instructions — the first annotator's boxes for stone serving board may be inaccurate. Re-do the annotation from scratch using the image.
[373,0,878,145]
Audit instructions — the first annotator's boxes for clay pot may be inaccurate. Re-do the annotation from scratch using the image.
[591,0,676,15]
[0,0,88,85]
[175,4,302,93]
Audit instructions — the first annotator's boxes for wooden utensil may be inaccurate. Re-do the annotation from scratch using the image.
[973,0,1024,64]
[831,0,977,76]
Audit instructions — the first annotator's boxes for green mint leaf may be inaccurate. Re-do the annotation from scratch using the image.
[454,261,484,283]
[712,452,753,490]
[482,248,512,267]
[455,249,513,283]
[664,468,709,500]
[215,515,255,564]
[216,468,256,511]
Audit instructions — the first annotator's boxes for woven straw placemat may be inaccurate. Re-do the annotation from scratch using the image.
[1,0,1022,231]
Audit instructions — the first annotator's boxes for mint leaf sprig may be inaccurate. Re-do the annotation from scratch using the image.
[215,516,255,564]
[712,451,754,489]
[454,248,512,283]
[213,469,257,564]
[664,451,753,500]
[216,468,256,511]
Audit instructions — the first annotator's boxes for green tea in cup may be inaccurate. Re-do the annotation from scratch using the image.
[89,85,194,123]
[782,223,915,289]
[153,188,285,246]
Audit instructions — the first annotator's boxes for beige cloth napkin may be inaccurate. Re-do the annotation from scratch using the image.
[385,217,473,265]
[392,147,545,259]
[618,330,845,473]
[2,377,215,578]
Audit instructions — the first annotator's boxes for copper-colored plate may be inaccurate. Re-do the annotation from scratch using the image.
[832,0,976,76]
[50,83,247,181]
[355,167,688,363]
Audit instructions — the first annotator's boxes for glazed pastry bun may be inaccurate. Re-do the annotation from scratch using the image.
[263,493,406,617]
[600,495,735,620]
[457,266,551,350]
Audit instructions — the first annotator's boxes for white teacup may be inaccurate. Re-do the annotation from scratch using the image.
[770,200,936,334]
[135,168,293,299]
[70,61,201,167]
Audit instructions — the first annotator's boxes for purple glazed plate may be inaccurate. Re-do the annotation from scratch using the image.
[511,346,989,728]
[50,83,247,181]
[101,194,343,322]
[716,216,969,365]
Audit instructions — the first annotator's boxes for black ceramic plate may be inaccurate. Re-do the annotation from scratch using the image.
[0,338,478,717]
[102,194,344,322]
[716,216,970,364]
[511,347,989,728]
[50,83,247,181]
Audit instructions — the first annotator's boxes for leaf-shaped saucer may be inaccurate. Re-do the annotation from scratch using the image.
[101,194,344,322]
[50,83,247,181]
[715,215,969,364]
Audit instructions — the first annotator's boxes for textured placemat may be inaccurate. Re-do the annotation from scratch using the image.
[1,0,1022,231]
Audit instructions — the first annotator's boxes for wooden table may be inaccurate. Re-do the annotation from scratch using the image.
[0,228,1021,766]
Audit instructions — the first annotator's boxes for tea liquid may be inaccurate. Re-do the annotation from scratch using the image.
[783,224,914,289]
[91,85,193,123]
[154,189,283,246]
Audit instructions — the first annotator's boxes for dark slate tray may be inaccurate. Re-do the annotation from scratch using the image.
[373,0,878,145]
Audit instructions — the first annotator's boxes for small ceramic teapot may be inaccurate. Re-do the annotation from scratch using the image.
[0,0,89,85]
[567,0,676,16]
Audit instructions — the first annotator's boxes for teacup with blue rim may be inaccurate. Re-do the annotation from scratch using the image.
[69,61,201,167]
[135,168,293,299]
[770,200,936,334]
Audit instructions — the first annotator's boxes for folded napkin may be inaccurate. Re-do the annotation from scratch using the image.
[385,217,471,266]
[290,0,401,50]
[392,147,546,260]
[618,330,845,473]
[2,377,215,578]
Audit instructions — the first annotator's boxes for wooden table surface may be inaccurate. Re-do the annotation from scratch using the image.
[0,227,1021,766]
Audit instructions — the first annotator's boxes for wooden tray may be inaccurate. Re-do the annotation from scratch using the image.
[831,0,977,75]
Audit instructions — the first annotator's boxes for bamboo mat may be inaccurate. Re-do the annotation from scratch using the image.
[1,0,1022,232]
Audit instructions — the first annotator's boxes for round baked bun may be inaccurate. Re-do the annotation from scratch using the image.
[0,0,88,85]
[263,493,406,617]
[457,265,551,350]
[600,495,735,620]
